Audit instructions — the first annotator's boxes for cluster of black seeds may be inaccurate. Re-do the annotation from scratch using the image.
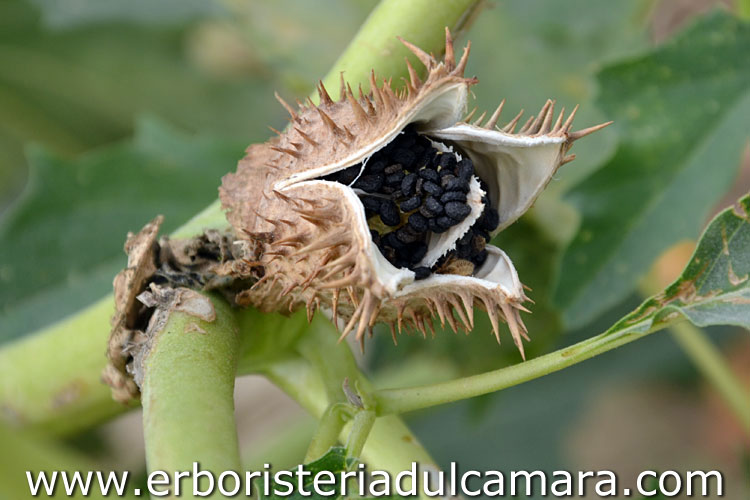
[322,125,499,279]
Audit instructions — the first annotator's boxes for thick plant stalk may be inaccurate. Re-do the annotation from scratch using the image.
[0,298,129,435]
[141,293,242,498]
[320,0,484,96]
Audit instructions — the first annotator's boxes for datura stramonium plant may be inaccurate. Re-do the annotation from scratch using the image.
[220,30,610,356]
[105,30,609,401]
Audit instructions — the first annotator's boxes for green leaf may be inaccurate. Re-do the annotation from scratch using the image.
[260,447,352,500]
[611,193,750,337]
[554,11,750,328]
[0,117,244,344]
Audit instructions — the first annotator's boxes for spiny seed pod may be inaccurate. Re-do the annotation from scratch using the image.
[220,28,610,358]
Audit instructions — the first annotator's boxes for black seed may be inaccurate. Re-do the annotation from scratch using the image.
[369,229,381,245]
[419,205,437,218]
[418,168,439,183]
[379,245,396,261]
[394,148,416,169]
[472,249,488,267]
[428,217,448,233]
[436,216,455,230]
[401,173,418,196]
[471,235,486,255]
[481,207,500,231]
[379,200,401,226]
[424,196,443,215]
[354,173,384,192]
[440,191,467,203]
[440,174,456,189]
[396,226,420,244]
[407,212,429,233]
[383,232,405,250]
[386,171,405,185]
[445,201,471,221]
[422,181,443,196]
[400,195,421,212]
[439,154,457,171]
[409,242,428,263]
[457,158,474,180]
[368,160,386,174]
[412,266,431,280]
[360,196,381,213]
[384,164,402,175]
[439,167,455,178]
[444,177,469,192]
[381,186,395,194]
[336,165,360,185]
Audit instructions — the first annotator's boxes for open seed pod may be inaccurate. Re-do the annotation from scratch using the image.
[220,28,610,358]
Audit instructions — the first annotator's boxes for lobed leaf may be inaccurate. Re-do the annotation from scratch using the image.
[608,193,750,338]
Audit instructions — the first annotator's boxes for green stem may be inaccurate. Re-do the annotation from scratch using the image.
[345,409,376,460]
[305,403,349,462]
[739,0,750,21]
[263,321,437,473]
[141,293,241,499]
[319,0,484,98]
[669,321,750,434]
[374,320,658,415]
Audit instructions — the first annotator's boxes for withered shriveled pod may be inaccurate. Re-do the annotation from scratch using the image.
[220,29,609,358]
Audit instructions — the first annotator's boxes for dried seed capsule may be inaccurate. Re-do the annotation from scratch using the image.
[440,191,467,203]
[407,212,429,233]
[354,173,384,192]
[401,173,418,196]
[379,200,401,226]
[418,168,439,183]
[445,201,471,221]
[400,195,421,212]
[422,181,443,196]
[424,196,444,215]
[412,266,431,280]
